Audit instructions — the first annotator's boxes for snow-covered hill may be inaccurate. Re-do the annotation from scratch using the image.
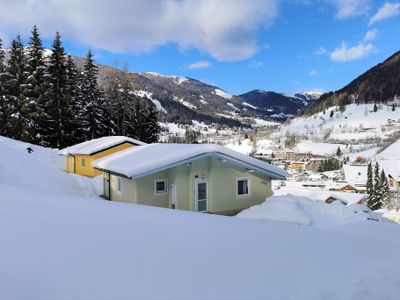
[281,103,399,137]
[1,136,400,299]
[271,103,400,157]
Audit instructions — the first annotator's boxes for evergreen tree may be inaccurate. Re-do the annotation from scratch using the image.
[63,55,81,145]
[131,99,145,139]
[79,50,107,139]
[370,162,383,210]
[366,162,373,206]
[25,25,47,143]
[5,35,30,141]
[101,91,116,137]
[43,32,70,148]
[336,146,342,157]
[0,38,11,136]
[379,169,392,209]
[142,104,160,143]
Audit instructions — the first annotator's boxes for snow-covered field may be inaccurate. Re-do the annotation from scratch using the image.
[1,136,400,299]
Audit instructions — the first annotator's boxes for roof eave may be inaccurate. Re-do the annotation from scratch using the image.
[123,151,287,180]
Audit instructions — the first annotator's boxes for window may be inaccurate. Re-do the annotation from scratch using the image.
[236,178,250,198]
[81,158,86,168]
[117,177,123,194]
[155,179,168,195]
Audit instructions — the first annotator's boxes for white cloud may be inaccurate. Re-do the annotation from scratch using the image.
[369,2,400,25]
[248,59,265,69]
[364,29,378,41]
[330,0,371,19]
[0,0,279,61]
[330,42,376,62]
[315,46,328,56]
[186,60,212,70]
[308,69,319,76]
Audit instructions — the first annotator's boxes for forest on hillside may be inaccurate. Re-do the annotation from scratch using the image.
[0,26,160,149]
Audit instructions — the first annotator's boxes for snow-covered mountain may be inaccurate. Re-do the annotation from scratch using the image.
[239,90,321,119]
[304,50,400,116]
[74,57,321,127]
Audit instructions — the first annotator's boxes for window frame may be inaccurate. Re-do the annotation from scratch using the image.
[81,158,86,168]
[117,176,123,194]
[154,179,168,195]
[236,177,251,199]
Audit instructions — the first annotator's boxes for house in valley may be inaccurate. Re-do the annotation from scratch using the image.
[93,143,288,215]
[59,136,146,177]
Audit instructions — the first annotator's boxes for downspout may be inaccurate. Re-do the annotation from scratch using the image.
[73,155,77,174]
[108,172,111,201]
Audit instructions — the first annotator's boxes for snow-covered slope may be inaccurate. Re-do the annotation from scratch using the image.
[0,136,101,196]
[377,139,400,160]
[282,103,399,136]
[1,136,400,300]
[272,103,400,159]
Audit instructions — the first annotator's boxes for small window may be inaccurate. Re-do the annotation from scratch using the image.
[155,179,168,195]
[81,158,86,168]
[236,178,250,198]
[117,177,123,194]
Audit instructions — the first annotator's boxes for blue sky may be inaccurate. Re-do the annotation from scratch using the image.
[0,0,399,95]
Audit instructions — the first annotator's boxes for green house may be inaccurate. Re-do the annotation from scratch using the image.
[93,143,287,215]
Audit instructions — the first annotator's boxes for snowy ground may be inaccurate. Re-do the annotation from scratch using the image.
[1,136,400,299]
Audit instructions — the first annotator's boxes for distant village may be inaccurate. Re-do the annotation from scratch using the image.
[256,149,399,207]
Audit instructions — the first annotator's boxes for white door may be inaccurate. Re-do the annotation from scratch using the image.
[195,180,208,212]
[169,184,177,209]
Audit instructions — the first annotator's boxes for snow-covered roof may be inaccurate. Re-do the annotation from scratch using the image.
[58,136,146,155]
[343,164,367,185]
[93,143,288,180]
[378,159,400,181]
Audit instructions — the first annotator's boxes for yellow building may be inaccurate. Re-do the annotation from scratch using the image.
[59,136,145,177]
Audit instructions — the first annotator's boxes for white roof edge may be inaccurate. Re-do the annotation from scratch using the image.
[58,136,146,155]
[94,150,288,180]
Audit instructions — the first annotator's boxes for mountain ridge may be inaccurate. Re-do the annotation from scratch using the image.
[303,50,400,116]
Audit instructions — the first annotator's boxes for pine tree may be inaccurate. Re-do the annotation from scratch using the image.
[366,162,374,207]
[370,162,383,210]
[25,25,47,143]
[379,169,392,209]
[43,32,70,148]
[0,38,11,137]
[5,35,30,141]
[336,146,342,157]
[78,50,107,139]
[142,104,160,143]
[63,55,81,145]
[101,91,116,137]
